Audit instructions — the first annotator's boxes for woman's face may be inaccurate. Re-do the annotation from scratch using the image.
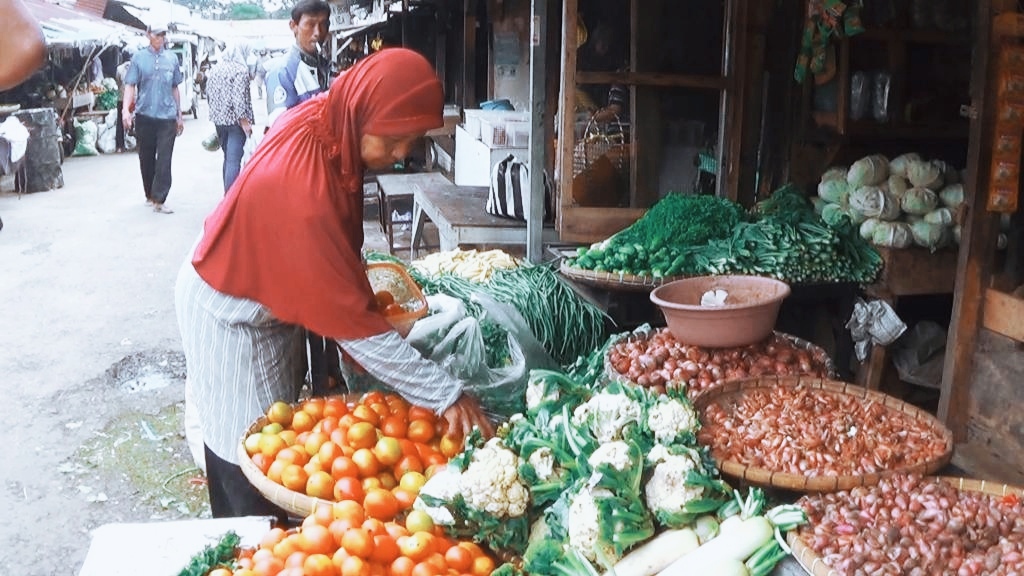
[360,134,422,170]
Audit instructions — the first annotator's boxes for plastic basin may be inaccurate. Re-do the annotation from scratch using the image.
[649,275,791,348]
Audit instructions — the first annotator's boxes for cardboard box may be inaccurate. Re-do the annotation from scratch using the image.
[454,125,527,187]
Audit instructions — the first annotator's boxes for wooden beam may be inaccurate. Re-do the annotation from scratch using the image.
[575,71,729,90]
[554,0,578,238]
[721,0,746,202]
[939,0,998,441]
[983,288,1024,342]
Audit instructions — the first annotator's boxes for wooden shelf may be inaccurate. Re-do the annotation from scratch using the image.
[983,288,1024,342]
[856,28,971,46]
[847,120,970,140]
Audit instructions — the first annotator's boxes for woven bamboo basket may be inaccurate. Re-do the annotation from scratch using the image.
[787,476,1024,576]
[693,375,954,493]
[559,259,687,292]
[237,396,360,518]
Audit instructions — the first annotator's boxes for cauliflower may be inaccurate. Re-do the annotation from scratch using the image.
[525,377,557,411]
[566,474,655,567]
[586,440,634,471]
[460,437,530,517]
[644,444,706,524]
[572,391,642,443]
[646,396,699,444]
[527,446,556,482]
[413,465,462,525]
[567,486,612,564]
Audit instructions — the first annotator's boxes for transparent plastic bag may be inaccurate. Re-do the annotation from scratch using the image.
[850,71,870,121]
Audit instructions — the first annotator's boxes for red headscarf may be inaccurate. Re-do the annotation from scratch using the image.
[191,48,444,339]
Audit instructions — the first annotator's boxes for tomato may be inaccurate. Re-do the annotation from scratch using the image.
[347,421,379,450]
[374,290,396,309]
[302,397,327,421]
[311,502,335,527]
[380,416,408,439]
[252,555,285,576]
[351,404,381,427]
[208,568,233,576]
[332,455,360,480]
[323,396,349,418]
[443,545,472,572]
[318,441,345,467]
[303,553,336,576]
[276,447,308,467]
[259,434,287,459]
[341,527,376,558]
[307,470,335,499]
[267,401,295,425]
[273,535,302,560]
[377,471,398,490]
[406,420,435,444]
[438,434,463,459]
[369,533,400,564]
[469,555,495,576]
[291,410,316,434]
[407,406,435,424]
[334,476,366,502]
[411,561,441,576]
[300,524,335,555]
[393,454,424,477]
[318,416,340,435]
[383,302,405,317]
[340,554,371,576]
[361,476,383,492]
[304,431,331,458]
[281,464,309,492]
[352,448,381,477]
[404,509,435,534]
[372,436,403,467]
[398,531,435,562]
[250,452,272,475]
[363,487,400,521]
[390,556,415,576]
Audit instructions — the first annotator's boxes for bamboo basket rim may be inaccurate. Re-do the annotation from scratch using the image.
[787,476,1024,576]
[693,375,955,493]
[558,260,687,291]
[237,395,362,518]
[603,330,837,390]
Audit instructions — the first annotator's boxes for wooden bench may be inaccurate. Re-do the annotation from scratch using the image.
[409,176,559,257]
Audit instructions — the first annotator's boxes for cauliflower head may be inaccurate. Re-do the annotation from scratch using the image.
[646,397,699,444]
[527,446,556,482]
[586,440,634,472]
[644,445,705,516]
[571,391,642,443]
[460,437,530,517]
[567,487,615,564]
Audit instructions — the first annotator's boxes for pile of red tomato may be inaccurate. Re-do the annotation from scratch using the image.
[232,392,494,576]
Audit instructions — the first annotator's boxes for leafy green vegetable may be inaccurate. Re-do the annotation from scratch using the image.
[177,531,240,576]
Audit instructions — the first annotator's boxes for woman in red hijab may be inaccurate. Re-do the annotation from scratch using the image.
[175,48,493,518]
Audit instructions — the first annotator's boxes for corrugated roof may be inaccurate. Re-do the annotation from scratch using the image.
[24,0,142,49]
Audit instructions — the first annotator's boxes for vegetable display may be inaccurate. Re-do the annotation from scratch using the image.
[568,185,882,284]
[177,531,240,576]
[813,153,965,251]
[605,326,833,398]
[794,474,1024,575]
[697,384,950,477]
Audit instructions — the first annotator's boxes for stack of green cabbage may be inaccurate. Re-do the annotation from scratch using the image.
[813,153,965,251]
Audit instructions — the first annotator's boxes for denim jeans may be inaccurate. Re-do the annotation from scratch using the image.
[135,114,177,203]
[215,124,247,194]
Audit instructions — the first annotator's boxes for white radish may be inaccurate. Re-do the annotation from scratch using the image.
[656,516,775,575]
[605,528,700,576]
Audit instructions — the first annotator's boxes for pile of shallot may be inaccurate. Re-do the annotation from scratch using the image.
[795,474,1024,576]
[605,328,832,397]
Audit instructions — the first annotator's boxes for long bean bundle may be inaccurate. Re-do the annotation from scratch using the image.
[418,263,608,366]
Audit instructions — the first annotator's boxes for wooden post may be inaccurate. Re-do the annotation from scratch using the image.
[526,0,546,262]
[555,0,578,237]
[938,0,999,441]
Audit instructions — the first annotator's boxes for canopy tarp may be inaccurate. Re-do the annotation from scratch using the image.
[24,0,141,50]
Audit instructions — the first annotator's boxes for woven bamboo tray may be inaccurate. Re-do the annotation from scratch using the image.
[693,375,954,493]
[237,396,360,518]
[787,476,1024,576]
[558,260,686,292]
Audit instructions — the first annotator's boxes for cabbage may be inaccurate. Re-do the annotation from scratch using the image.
[849,186,901,220]
[933,160,960,184]
[887,175,909,201]
[910,220,948,251]
[924,207,954,226]
[821,203,850,227]
[818,179,850,205]
[860,217,881,241]
[953,224,962,245]
[872,221,914,248]
[889,153,923,178]
[821,166,848,182]
[845,205,868,225]
[810,196,827,215]
[939,183,964,210]
[847,155,889,188]
[901,187,939,215]
[906,159,944,189]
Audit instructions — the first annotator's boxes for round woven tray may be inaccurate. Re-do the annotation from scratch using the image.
[693,375,954,493]
[603,330,837,395]
[558,260,686,292]
[787,476,1024,576]
[237,397,361,518]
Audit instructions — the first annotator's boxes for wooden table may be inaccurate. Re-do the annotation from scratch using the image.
[857,247,959,390]
[410,180,559,257]
[375,173,447,255]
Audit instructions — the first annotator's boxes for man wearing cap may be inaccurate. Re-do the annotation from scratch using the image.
[122,24,184,214]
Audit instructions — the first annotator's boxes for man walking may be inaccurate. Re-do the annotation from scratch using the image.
[264,0,332,127]
[122,24,184,214]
